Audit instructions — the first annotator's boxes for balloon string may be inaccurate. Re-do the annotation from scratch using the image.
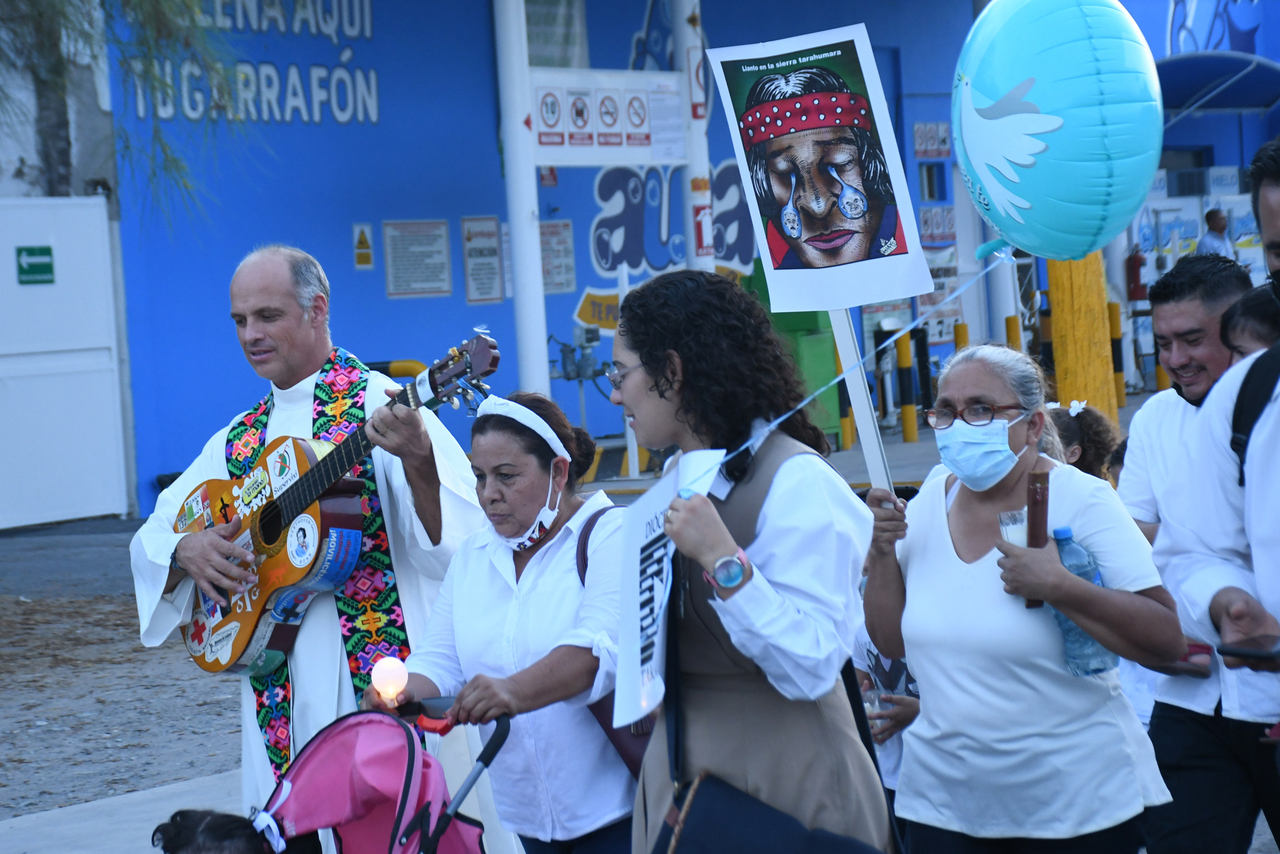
[672,249,1016,491]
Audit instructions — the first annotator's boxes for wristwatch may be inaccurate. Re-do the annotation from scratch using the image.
[709,547,750,589]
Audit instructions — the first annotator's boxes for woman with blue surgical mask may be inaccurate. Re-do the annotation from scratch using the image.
[862,344,1185,854]
[362,392,635,854]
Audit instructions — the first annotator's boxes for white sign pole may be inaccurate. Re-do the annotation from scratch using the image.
[494,0,551,395]
[828,308,894,492]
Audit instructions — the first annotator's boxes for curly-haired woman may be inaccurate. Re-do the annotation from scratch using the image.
[607,270,891,852]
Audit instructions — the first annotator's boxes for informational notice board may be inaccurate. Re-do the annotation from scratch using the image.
[383,220,451,298]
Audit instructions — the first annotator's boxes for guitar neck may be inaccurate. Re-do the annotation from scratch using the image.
[273,383,422,526]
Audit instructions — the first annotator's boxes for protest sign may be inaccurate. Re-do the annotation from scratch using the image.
[614,449,725,726]
[707,25,931,313]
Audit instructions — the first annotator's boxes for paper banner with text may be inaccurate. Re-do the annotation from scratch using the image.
[707,25,931,312]
[614,449,725,726]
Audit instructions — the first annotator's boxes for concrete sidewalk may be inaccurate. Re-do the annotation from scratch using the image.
[0,771,239,854]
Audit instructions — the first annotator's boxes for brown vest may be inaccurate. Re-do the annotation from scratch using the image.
[631,431,892,853]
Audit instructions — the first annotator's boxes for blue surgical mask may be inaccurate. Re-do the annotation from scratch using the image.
[936,415,1028,492]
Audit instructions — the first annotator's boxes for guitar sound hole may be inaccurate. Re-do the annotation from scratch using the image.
[259,501,285,546]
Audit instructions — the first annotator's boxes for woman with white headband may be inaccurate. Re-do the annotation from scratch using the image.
[363,392,634,854]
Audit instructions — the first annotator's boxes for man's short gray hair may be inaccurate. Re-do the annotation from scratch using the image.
[238,245,330,319]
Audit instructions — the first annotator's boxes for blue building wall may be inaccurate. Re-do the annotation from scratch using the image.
[115,0,1280,515]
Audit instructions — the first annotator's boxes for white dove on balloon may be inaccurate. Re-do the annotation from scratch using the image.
[958,75,1064,224]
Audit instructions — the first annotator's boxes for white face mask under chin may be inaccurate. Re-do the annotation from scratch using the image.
[496,476,562,551]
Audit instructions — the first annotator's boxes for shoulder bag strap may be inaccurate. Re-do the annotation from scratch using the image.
[1231,344,1280,486]
[575,505,624,584]
[666,554,684,790]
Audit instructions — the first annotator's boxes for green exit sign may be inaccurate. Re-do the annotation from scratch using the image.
[16,246,54,285]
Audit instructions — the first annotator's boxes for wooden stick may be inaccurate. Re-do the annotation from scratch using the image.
[1026,470,1049,608]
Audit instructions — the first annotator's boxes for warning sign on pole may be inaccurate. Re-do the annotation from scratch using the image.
[530,68,685,166]
[688,47,707,119]
[624,90,650,147]
[568,88,592,146]
[597,90,621,146]
[353,224,373,270]
[536,87,564,145]
[692,204,714,257]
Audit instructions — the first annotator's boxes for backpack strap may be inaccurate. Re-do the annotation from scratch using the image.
[575,505,624,585]
[1230,345,1280,486]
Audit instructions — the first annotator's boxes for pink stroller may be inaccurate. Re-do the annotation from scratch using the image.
[249,699,508,854]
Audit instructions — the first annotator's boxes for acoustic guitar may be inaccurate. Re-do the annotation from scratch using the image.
[174,335,499,675]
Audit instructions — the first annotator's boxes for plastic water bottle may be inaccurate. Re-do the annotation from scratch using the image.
[1051,527,1119,677]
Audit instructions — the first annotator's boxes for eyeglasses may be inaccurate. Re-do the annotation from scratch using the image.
[603,362,642,391]
[926,404,1026,430]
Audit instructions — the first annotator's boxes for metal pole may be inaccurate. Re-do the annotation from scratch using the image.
[672,0,714,272]
[493,0,551,395]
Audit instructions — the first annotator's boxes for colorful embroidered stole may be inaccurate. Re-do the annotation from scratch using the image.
[226,348,412,781]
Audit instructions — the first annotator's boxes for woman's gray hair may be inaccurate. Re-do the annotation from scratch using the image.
[939,344,1064,461]
[237,244,330,323]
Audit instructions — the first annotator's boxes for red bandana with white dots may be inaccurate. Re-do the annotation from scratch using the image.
[738,92,873,149]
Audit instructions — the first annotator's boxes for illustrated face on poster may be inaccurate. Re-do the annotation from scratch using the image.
[709,25,931,313]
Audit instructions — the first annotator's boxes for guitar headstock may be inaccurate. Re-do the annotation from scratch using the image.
[412,335,500,412]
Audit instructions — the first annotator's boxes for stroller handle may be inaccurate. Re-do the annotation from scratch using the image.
[477,714,510,767]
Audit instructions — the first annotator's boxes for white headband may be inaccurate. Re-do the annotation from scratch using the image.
[476,396,570,460]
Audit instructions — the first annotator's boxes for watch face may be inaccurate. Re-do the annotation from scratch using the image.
[713,557,745,588]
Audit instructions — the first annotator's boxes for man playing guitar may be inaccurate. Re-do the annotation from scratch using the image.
[129,245,489,824]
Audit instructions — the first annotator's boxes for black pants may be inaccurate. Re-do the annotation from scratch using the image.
[904,817,1141,853]
[518,816,631,854]
[1143,701,1280,854]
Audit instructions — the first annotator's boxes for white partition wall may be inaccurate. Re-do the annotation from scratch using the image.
[0,197,129,528]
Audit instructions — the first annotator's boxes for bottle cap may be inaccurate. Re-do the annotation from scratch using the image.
[1052,526,1073,540]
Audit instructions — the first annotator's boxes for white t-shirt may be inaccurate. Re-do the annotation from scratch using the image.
[850,622,917,791]
[1118,389,1280,723]
[893,462,1170,838]
[408,490,634,842]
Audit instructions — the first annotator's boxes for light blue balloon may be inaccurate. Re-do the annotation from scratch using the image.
[952,0,1163,260]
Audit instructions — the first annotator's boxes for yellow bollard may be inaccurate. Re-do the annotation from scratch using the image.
[1046,252,1118,423]
[835,348,856,449]
[953,322,970,351]
[896,335,918,443]
[1006,315,1022,352]
[1108,302,1126,409]
[1156,364,1171,391]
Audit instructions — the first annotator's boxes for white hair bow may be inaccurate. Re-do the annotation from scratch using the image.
[1068,400,1087,417]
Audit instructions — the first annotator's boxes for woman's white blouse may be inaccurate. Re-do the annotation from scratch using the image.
[706,452,873,701]
[893,463,1171,838]
[407,489,634,842]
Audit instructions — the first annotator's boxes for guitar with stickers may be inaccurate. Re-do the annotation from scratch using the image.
[174,335,499,676]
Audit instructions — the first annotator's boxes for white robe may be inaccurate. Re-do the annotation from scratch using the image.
[130,365,521,854]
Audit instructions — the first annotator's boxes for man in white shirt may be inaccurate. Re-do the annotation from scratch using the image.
[1196,208,1237,261]
[1117,254,1280,853]
[129,247,492,823]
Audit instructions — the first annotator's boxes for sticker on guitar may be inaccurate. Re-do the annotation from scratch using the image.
[268,444,300,494]
[233,467,272,516]
[178,486,213,532]
[287,515,319,568]
[205,622,240,666]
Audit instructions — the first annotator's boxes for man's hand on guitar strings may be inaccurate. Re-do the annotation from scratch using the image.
[173,515,258,607]
[367,388,434,466]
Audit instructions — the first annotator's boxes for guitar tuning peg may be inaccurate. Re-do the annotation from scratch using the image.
[450,397,461,410]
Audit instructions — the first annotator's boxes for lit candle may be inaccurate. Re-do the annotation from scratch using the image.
[371,656,408,704]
